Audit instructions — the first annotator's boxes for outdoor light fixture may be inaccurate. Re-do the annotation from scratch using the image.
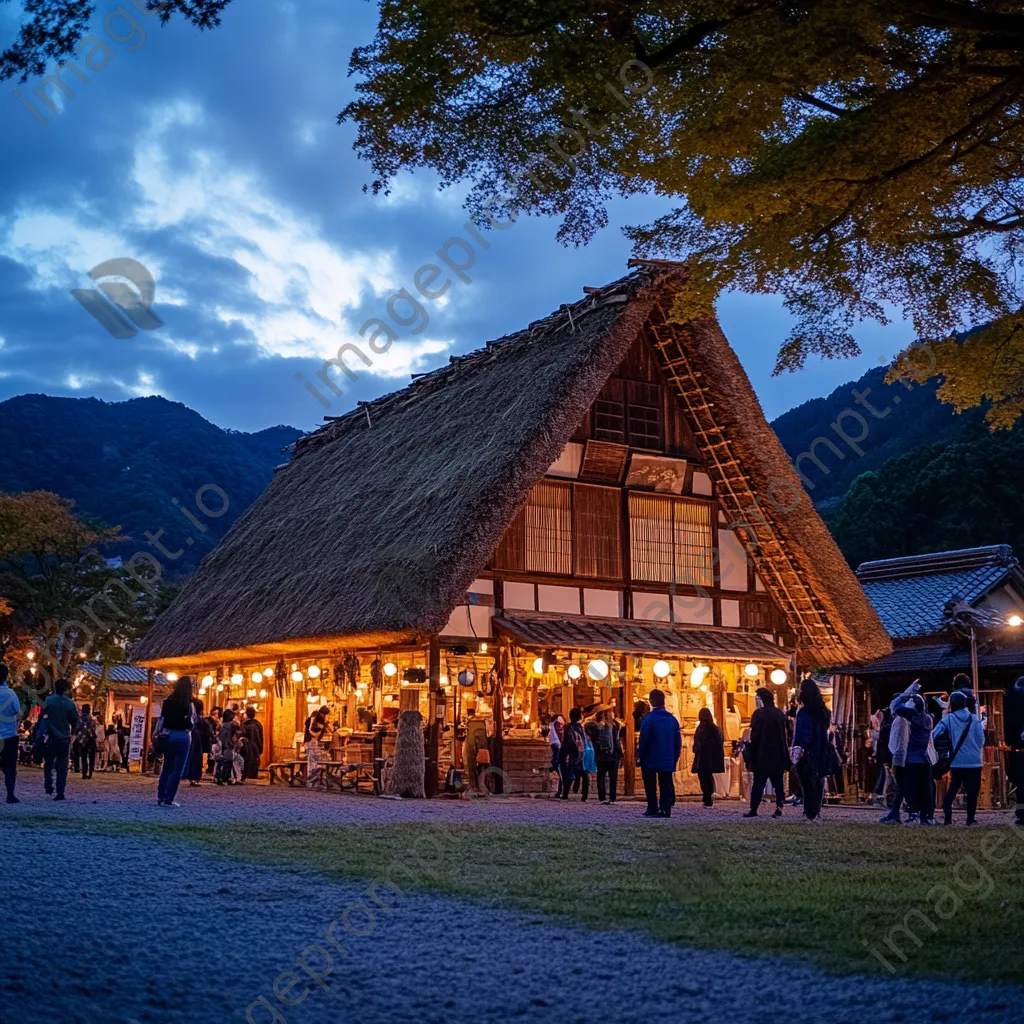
[587,659,609,682]
[231,672,243,686]
[217,683,225,692]
[140,695,148,704]
[259,688,268,699]
[479,642,488,653]
[770,668,788,685]
[567,664,582,680]
[383,662,398,677]
[689,663,710,688]
[744,663,760,678]
[532,657,545,675]
[290,670,303,683]
[166,672,179,682]
[653,659,671,679]
[307,664,321,679]
[1009,614,1023,628]
[201,674,214,687]
[251,671,263,683]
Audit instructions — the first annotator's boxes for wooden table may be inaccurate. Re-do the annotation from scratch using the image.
[269,761,307,786]
[324,761,376,794]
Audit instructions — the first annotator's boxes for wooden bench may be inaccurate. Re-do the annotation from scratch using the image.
[324,761,376,794]
[268,761,308,786]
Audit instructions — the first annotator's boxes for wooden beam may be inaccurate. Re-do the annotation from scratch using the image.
[425,637,440,798]
[141,667,154,774]
[623,655,636,797]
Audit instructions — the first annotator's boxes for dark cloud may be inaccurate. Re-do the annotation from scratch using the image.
[0,0,914,435]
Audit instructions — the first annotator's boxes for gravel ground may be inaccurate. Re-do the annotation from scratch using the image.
[1,767,1010,828]
[2,820,1021,1024]
[3,771,1021,1024]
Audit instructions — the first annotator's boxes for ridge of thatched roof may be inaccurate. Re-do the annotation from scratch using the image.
[134,261,890,669]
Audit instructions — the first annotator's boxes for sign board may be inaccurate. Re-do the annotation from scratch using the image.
[128,705,147,761]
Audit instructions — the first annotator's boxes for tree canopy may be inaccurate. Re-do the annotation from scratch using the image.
[0,0,232,82]
[342,0,1024,424]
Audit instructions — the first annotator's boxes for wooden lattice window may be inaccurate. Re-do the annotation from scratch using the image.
[593,378,626,443]
[592,377,663,450]
[628,494,713,587]
[574,485,622,579]
[492,482,623,580]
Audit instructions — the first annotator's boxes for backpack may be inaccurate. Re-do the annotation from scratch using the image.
[592,724,615,760]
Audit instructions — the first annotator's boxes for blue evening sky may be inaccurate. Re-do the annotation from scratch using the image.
[0,0,916,434]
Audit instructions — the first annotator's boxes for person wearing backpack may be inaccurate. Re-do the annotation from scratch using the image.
[557,707,591,801]
[932,690,985,826]
[0,664,22,804]
[588,710,622,804]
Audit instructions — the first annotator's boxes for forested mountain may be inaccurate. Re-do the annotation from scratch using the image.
[0,394,302,573]
[771,368,1023,567]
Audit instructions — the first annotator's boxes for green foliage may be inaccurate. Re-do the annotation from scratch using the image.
[344,0,1024,417]
[0,0,234,82]
[826,420,1024,566]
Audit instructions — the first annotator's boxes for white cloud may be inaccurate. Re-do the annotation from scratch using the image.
[113,370,160,397]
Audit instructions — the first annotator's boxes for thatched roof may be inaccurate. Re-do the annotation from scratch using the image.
[134,261,890,669]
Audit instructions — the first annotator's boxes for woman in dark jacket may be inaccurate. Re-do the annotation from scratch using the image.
[156,676,195,807]
[743,687,791,818]
[184,698,213,787]
[792,678,832,821]
[691,708,725,807]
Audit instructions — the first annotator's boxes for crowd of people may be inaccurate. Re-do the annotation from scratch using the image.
[542,672,1022,824]
[870,673,1024,827]
[0,671,265,807]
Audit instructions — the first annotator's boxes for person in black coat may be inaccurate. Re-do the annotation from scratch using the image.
[691,708,725,807]
[743,687,791,817]
[184,698,214,786]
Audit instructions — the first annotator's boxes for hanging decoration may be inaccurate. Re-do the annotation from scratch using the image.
[343,651,360,690]
[370,657,384,691]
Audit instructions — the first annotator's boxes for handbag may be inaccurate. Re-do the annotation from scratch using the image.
[933,715,972,779]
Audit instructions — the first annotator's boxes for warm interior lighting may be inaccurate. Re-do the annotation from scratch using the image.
[770,668,788,685]
[744,663,759,678]
[25,650,35,661]
[383,662,398,677]
[566,664,582,680]
[290,670,303,683]
[587,658,609,682]
[532,657,545,675]
[699,683,708,693]
[231,672,243,685]
[216,683,225,692]
[201,674,214,687]
[689,664,710,689]
[307,664,321,679]
[479,642,488,653]
[166,672,179,682]
[251,671,263,683]
[139,695,148,704]
[439,674,448,686]
[259,688,268,698]
[246,688,257,698]
[1008,614,1023,628]
[653,659,671,679]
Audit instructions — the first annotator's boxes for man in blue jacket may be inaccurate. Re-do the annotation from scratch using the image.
[42,678,79,801]
[637,689,682,817]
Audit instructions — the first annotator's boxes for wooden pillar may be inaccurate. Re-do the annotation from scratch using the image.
[623,655,636,797]
[141,667,155,774]
[265,684,275,767]
[425,637,440,798]
[492,644,506,795]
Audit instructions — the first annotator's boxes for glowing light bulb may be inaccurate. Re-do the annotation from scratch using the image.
[383,662,398,677]
[251,671,263,683]
[1009,614,1023,628]
[567,664,581,680]
[744,663,759,678]
[307,665,321,679]
[231,673,243,686]
[689,664,709,689]
[770,668,788,686]
[166,672,179,682]
[587,659,609,682]
[259,688,268,698]
[291,670,303,683]
[201,675,214,687]
[653,660,671,679]
[532,657,545,675]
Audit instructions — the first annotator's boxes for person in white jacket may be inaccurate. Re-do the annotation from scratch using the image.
[933,691,986,826]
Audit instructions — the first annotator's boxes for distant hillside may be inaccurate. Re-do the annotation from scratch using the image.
[0,394,302,573]
[770,366,1024,567]
[770,365,986,509]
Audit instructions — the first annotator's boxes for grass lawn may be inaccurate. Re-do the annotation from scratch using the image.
[16,815,1024,984]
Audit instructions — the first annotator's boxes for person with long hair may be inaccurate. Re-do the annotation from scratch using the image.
[792,678,832,822]
[691,707,725,808]
[183,697,213,787]
[156,676,195,807]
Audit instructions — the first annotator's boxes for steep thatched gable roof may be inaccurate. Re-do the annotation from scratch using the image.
[134,262,890,668]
